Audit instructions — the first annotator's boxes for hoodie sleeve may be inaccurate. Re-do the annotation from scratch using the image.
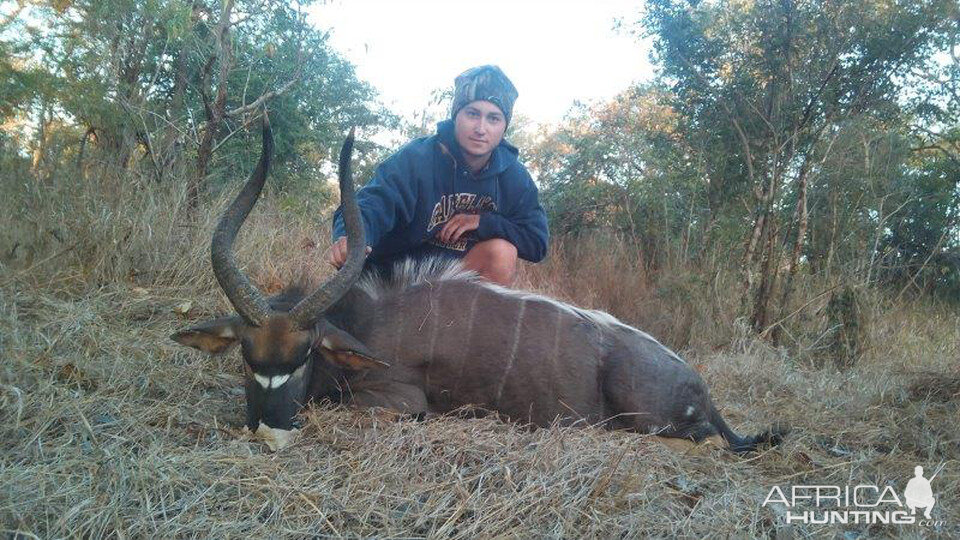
[331,149,419,248]
[475,165,549,263]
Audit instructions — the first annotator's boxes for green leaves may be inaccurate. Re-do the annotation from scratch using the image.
[533,0,958,303]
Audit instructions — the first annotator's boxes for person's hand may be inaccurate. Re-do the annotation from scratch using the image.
[437,214,481,244]
[325,236,372,269]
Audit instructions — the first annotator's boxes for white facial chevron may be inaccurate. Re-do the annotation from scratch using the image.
[253,373,291,390]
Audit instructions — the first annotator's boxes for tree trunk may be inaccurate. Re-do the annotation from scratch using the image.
[771,159,811,344]
[76,126,96,173]
[160,4,199,184]
[30,106,48,181]
[750,214,781,333]
[191,0,235,210]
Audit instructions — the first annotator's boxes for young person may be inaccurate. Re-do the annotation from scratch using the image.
[327,65,548,286]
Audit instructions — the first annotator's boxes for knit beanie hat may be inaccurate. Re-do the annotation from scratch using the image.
[450,65,519,126]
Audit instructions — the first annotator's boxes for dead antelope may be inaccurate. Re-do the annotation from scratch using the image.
[172,117,783,452]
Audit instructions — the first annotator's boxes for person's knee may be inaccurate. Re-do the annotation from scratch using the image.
[465,239,517,285]
[479,238,517,261]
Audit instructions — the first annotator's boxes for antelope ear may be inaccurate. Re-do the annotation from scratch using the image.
[171,316,243,354]
[317,324,390,371]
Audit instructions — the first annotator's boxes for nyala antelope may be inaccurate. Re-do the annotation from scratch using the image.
[172,116,783,452]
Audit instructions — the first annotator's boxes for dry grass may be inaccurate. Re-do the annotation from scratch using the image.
[1,174,958,538]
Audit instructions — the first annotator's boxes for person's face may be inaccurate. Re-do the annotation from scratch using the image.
[454,101,507,162]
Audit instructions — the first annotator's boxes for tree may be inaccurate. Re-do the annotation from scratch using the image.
[529,85,702,267]
[641,0,957,334]
[2,0,393,206]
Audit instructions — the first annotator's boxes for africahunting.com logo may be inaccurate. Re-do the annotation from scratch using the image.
[763,464,946,527]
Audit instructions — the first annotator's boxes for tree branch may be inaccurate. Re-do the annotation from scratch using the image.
[225,74,300,118]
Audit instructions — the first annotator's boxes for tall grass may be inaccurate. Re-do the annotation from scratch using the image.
[0,155,335,303]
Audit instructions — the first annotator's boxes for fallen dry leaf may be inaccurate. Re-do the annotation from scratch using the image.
[173,301,193,316]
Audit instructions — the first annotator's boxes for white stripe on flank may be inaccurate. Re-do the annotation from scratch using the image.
[551,306,563,380]
[495,299,527,405]
[426,282,442,360]
[392,293,405,360]
[454,287,483,392]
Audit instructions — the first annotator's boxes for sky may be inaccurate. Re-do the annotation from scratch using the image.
[308,0,654,128]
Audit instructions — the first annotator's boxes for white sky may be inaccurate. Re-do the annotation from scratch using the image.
[308,0,654,128]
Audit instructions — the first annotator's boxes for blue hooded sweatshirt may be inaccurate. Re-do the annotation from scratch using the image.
[332,119,549,267]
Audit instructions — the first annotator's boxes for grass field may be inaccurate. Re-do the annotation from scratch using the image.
[1,178,957,538]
